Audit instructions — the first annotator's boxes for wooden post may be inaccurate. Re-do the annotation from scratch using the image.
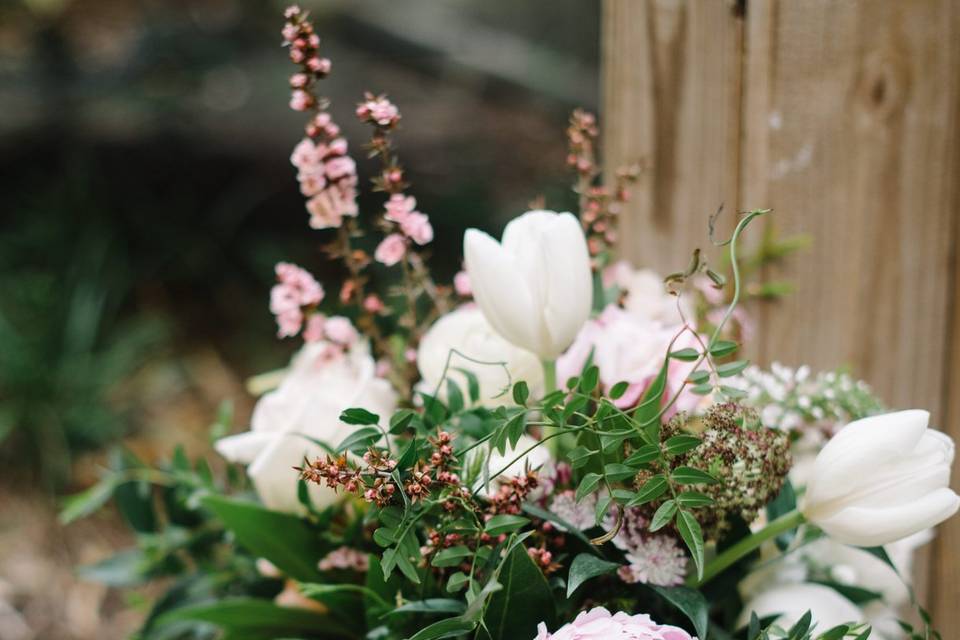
[604,0,960,628]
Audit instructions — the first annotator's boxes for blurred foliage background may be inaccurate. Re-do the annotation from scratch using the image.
[0,1,598,637]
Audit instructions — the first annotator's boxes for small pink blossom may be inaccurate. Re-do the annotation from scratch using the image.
[281,24,299,42]
[306,186,358,229]
[318,546,369,572]
[454,270,472,297]
[324,316,358,345]
[535,607,695,640]
[302,314,325,343]
[384,193,416,223]
[307,34,320,48]
[290,138,319,168]
[375,358,391,378]
[325,156,356,180]
[289,73,309,88]
[274,308,303,338]
[289,89,311,111]
[283,5,301,19]
[275,262,324,305]
[400,211,433,245]
[327,137,348,156]
[306,56,331,74]
[363,294,385,313]
[314,112,331,128]
[297,171,326,197]
[375,233,407,266]
[358,96,400,126]
[289,47,305,64]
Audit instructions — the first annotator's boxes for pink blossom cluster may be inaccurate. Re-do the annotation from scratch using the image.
[373,193,434,266]
[282,6,331,112]
[290,133,359,229]
[356,94,401,128]
[317,546,369,573]
[269,263,360,352]
[535,607,695,640]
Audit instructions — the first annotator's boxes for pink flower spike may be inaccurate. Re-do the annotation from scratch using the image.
[289,89,311,111]
[298,171,327,197]
[454,270,472,297]
[374,233,407,266]
[290,138,318,167]
[384,193,416,223]
[324,316,358,345]
[325,156,356,180]
[281,24,299,42]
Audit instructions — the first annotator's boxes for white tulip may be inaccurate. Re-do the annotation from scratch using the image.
[463,210,592,360]
[417,306,544,407]
[801,410,959,546]
[737,583,864,631]
[216,341,397,514]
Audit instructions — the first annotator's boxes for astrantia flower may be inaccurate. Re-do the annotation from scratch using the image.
[318,546,369,572]
[607,507,688,587]
[535,607,695,640]
[548,490,597,532]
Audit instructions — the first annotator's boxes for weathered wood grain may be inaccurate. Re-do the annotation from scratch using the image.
[604,0,960,627]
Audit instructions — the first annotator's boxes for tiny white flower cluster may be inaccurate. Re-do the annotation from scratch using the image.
[733,362,882,433]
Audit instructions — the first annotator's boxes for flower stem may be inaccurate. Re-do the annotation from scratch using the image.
[689,509,806,587]
[542,359,557,394]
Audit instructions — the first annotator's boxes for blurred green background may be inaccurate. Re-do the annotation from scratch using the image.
[0,2,597,637]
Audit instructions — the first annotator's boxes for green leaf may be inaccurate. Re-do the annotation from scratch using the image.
[709,340,738,358]
[201,495,327,582]
[155,598,354,639]
[595,495,613,526]
[580,366,600,393]
[788,610,813,637]
[339,407,380,425]
[336,426,383,453]
[432,545,473,568]
[719,385,747,400]
[389,409,417,434]
[687,370,710,385]
[77,548,150,587]
[676,491,715,508]
[446,571,469,593]
[676,510,705,580]
[627,474,668,506]
[664,435,701,456]
[691,383,714,395]
[611,488,637,504]
[575,473,603,503]
[624,444,661,466]
[649,500,678,532]
[483,545,556,640]
[484,514,529,536]
[609,381,630,399]
[407,615,477,640]
[634,357,669,433]
[647,585,710,640]
[59,477,118,525]
[716,360,749,378]
[672,466,719,485]
[566,553,621,597]
[453,367,481,404]
[505,413,526,449]
[386,599,466,618]
[669,348,700,362]
[512,381,529,406]
[604,463,638,482]
[567,446,598,469]
[446,379,465,413]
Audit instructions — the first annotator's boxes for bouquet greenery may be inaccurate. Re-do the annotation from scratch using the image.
[63,6,958,640]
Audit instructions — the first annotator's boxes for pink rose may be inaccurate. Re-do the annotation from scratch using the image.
[374,233,407,266]
[400,211,433,245]
[535,607,695,640]
[557,305,702,414]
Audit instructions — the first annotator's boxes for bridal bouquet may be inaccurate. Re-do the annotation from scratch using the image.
[64,7,959,640]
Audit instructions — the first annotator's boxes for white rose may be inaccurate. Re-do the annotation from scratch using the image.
[417,306,543,407]
[469,435,551,495]
[216,341,397,514]
[737,583,864,631]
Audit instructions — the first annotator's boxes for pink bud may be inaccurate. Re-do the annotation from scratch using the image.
[289,73,309,88]
[289,48,305,64]
[307,34,320,48]
[289,89,312,111]
[281,24,299,42]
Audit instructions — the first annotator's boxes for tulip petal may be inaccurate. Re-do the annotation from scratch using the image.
[247,433,336,513]
[540,212,593,358]
[464,228,539,354]
[816,487,960,546]
[215,431,275,464]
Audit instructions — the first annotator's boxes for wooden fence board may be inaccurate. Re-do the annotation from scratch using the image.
[603,0,960,628]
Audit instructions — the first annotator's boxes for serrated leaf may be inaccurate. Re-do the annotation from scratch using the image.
[566,553,621,597]
[627,475,668,506]
[664,435,701,456]
[672,466,719,485]
[339,407,380,425]
[649,500,677,532]
[604,463,638,482]
[575,473,602,503]
[676,510,705,579]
